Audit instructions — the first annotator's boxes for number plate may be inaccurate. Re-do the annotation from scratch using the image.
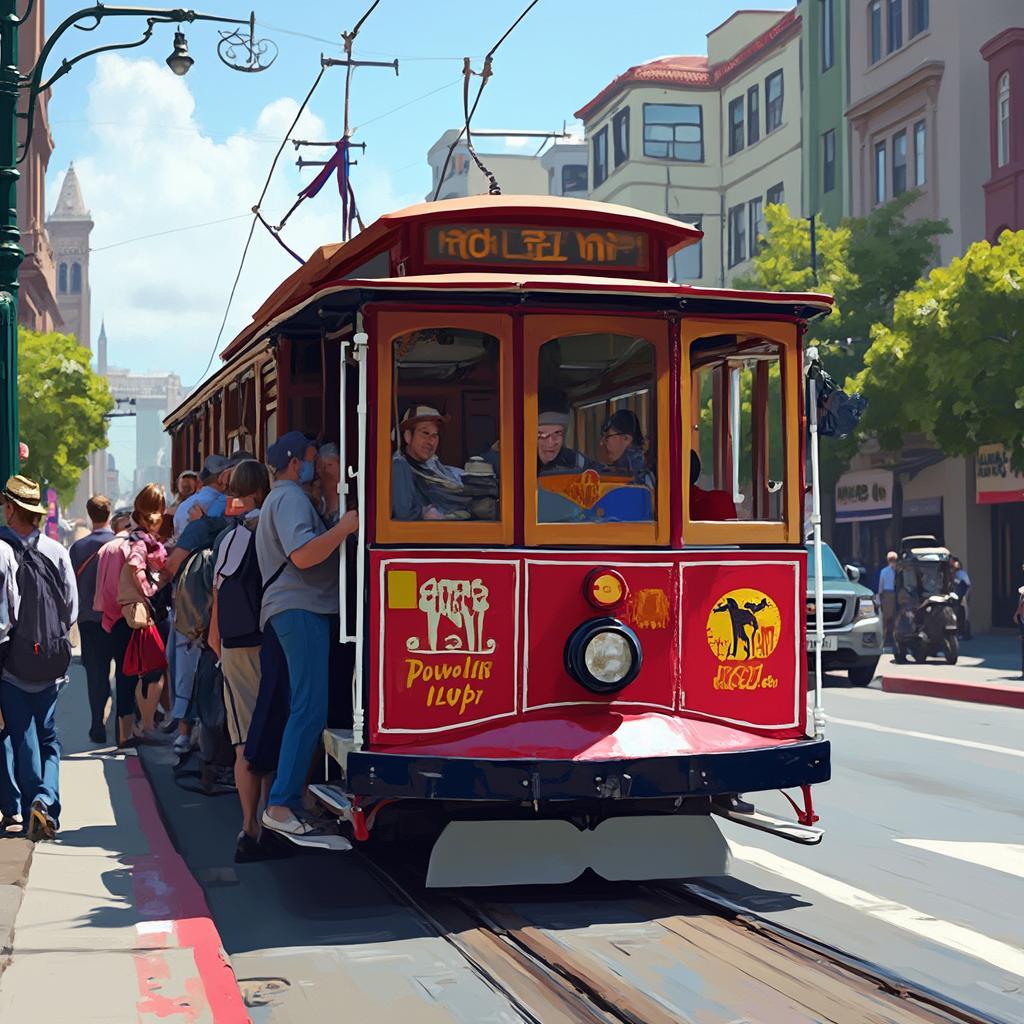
[806,635,838,651]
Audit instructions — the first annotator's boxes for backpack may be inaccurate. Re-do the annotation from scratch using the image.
[216,525,263,648]
[173,549,214,642]
[0,535,72,683]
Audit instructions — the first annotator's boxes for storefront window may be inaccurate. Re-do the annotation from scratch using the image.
[690,334,786,523]
[390,328,500,523]
[536,332,656,525]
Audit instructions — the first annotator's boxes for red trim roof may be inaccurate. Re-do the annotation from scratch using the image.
[574,8,800,122]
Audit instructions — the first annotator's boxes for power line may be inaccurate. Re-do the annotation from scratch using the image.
[352,77,458,132]
[90,213,251,253]
[255,23,474,61]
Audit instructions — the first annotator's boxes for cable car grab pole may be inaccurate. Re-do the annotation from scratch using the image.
[806,347,825,740]
[351,314,369,751]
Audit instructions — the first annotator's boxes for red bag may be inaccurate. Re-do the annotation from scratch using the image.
[123,624,167,678]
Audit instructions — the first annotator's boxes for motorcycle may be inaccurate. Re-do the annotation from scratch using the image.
[892,544,960,665]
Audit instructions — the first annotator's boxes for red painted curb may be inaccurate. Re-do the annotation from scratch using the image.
[125,758,251,1023]
[882,674,1024,709]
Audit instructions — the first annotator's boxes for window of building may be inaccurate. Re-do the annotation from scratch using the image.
[822,0,835,71]
[765,70,784,133]
[914,119,927,185]
[892,130,908,195]
[767,181,785,207]
[390,328,501,525]
[669,215,702,281]
[998,72,1011,168]
[887,0,902,53]
[57,263,67,294]
[869,1,882,63]
[823,129,836,193]
[70,262,82,294]
[728,97,745,156]
[593,127,609,187]
[747,85,760,145]
[874,141,887,204]
[612,107,630,167]
[643,103,704,161]
[562,164,588,194]
[910,0,928,36]
[728,203,747,267]
[536,332,657,526]
[748,197,765,254]
[689,334,787,525]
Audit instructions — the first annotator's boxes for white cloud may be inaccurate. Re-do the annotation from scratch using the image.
[48,54,421,389]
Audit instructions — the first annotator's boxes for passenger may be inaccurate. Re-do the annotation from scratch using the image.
[599,410,654,488]
[172,454,231,541]
[537,399,597,476]
[391,406,470,521]
[690,451,737,520]
[315,443,342,526]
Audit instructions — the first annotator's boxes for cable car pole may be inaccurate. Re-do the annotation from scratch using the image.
[806,347,826,740]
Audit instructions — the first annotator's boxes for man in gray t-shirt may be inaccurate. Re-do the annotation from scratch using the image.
[256,431,358,851]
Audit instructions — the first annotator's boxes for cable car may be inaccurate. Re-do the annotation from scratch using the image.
[166,195,833,886]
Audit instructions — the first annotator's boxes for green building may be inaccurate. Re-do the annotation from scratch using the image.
[801,0,849,226]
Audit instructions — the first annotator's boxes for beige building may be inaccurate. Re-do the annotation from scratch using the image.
[575,8,802,286]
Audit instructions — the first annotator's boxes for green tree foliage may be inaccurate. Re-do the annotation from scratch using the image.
[851,229,1024,469]
[17,328,113,502]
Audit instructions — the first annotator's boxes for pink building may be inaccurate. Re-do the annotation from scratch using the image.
[981,27,1024,239]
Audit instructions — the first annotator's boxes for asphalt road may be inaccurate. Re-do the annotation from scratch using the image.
[135,675,1023,1024]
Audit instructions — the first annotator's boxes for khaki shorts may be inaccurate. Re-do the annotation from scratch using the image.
[221,645,261,746]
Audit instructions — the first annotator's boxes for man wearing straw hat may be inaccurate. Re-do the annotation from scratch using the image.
[0,475,77,840]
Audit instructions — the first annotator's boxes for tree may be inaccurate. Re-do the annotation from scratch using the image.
[17,327,113,503]
[851,229,1024,469]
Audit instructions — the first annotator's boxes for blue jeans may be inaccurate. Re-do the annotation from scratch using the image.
[267,610,329,812]
[0,733,19,817]
[0,682,61,827]
[171,630,201,721]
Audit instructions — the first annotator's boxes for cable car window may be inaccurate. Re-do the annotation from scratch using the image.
[390,328,500,523]
[536,333,656,525]
[690,335,786,522]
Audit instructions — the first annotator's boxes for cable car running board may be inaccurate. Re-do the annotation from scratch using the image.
[711,805,823,845]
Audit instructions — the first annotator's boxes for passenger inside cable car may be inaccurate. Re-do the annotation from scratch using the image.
[389,328,500,522]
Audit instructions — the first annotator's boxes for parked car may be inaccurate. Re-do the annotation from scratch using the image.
[806,541,883,686]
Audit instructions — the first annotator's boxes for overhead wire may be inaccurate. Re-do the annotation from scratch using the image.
[431,0,543,201]
[90,213,252,253]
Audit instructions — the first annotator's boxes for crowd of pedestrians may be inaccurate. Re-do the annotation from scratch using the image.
[0,428,357,857]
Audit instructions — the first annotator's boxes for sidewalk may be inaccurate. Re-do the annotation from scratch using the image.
[879,631,1024,708]
[0,662,250,1023]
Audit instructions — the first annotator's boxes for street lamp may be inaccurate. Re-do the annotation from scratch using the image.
[0,5,277,484]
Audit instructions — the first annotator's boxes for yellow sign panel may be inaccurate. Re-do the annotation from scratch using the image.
[387,570,418,610]
[706,588,781,662]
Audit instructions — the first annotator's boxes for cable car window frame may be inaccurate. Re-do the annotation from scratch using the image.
[682,318,802,546]
[524,314,670,548]
[374,311,514,546]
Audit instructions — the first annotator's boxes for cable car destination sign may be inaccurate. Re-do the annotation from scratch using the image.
[425,223,649,270]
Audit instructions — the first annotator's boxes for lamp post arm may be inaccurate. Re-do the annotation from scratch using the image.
[17,5,250,163]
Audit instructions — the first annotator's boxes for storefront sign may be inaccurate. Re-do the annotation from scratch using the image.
[425,223,649,270]
[976,444,1024,505]
[835,469,893,522]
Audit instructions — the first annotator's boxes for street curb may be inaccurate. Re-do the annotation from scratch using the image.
[0,839,33,979]
[881,674,1024,709]
[126,757,251,1023]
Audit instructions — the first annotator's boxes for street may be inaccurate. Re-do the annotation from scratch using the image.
[125,662,1023,1023]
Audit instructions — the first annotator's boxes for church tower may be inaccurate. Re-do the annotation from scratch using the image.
[46,164,93,353]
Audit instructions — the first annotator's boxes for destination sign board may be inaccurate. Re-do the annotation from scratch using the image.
[425,223,649,270]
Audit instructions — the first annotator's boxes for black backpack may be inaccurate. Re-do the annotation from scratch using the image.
[216,524,264,649]
[0,535,72,683]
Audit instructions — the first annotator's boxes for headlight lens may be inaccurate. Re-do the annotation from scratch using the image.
[856,597,876,619]
[584,631,631,684]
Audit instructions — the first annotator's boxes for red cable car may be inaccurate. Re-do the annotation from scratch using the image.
[166,196,833,886]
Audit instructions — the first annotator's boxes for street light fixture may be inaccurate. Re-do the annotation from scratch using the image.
[166,29,194,76]
[0,5,277,483]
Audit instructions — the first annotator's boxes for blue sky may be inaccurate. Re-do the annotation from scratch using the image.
[41,1,789,475]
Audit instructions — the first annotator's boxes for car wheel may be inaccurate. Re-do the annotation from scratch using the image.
[848,660,879,686]
[944,635,959,665]
[910,642,928,664]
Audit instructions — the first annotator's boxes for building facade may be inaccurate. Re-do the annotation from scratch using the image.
[16,0,62,334]
[575,9,803,287]
[981,27,1024,238]
[46,164,93,351]
[801,0,851,225]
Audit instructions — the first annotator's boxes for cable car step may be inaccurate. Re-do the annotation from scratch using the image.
[309,783,354,821]
[711,805,823,845]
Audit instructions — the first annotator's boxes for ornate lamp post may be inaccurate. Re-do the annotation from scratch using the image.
[0,5,276,483]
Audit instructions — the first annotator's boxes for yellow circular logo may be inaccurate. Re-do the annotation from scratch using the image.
[706,588,782,662]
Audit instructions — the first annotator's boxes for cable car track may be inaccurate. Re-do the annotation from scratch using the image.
[357,851,1006,1024]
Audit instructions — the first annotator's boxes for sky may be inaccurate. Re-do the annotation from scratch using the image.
[42,0,790,474]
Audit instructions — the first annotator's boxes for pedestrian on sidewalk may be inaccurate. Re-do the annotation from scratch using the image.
[0,476,77,841]
[877,551,897,649]
[1012,573,1024,680]
[257,432,358,849]
[951,556,972,641]
[172,454,231,543]
[69,495,115,744]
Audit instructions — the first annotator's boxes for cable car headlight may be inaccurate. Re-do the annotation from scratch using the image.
[564,617,643,695]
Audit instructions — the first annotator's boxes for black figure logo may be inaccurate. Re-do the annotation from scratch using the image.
[712,596,771,660]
